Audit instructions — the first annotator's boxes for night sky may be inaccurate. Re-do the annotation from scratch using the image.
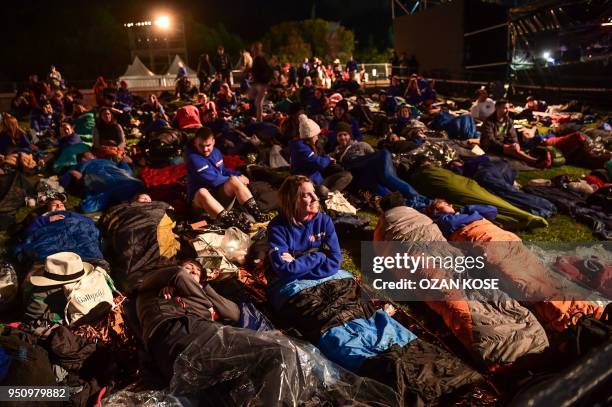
[2,0,393,84]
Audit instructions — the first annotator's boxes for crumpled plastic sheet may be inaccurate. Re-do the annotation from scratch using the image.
[395,139,458,171]
[0,262,18,308]
[103,388,184,407]
[105,324,399,406]
[583,129,611,156]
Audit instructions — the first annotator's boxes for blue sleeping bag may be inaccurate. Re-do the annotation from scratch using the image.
[268,270,418,372]
[319,309,416,371]
[14,212,103,262]
[463,156,557,218]
[64,159,144,213]
[431,112,479,140]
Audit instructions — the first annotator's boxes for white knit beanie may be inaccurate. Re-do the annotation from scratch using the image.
[298,114,321,139]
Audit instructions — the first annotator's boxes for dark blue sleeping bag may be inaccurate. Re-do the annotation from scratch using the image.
[14,212,103,262]
[464,155,557,218]
[431,112,479,140]
[64,159,144,213]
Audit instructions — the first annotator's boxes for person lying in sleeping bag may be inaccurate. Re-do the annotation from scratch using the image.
[424,199,520,241]
[60,151,144,213]
[14,198,103,262]
[374,192,550,367]
[424,196,605,332]
[453,155,557,219]
[267,175,482,404]
[136,258,274,385]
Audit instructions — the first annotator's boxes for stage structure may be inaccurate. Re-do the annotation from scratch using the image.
[392,0,612,91]
[392,0,508,81]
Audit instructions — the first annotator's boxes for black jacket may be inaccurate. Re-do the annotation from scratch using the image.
[480,114,517,155]
[251,55,273,85]
[136,266,240,344]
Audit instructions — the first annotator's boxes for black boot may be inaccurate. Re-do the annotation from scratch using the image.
[244,198,271,222]
[216,209,251,233]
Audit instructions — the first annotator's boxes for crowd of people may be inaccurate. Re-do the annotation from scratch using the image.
[0,42,610,406]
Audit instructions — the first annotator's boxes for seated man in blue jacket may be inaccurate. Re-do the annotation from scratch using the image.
[186,127,269,231]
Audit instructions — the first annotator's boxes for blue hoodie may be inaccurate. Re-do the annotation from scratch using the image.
[268,212,341,283]
[289,140,331,185]
[58,133,82,150]
[30,109,55,133]
[185,146,239,202]
[433,205,498,236]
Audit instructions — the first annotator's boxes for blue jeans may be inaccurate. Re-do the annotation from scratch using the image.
[347,150,431,210]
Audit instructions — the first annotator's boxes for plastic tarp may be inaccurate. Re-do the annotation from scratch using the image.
[104,324,400,406]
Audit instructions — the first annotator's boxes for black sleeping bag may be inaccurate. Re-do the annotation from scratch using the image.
[98,201,180,291]
[278,278,376,342]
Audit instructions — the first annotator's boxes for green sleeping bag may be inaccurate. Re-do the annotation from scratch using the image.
[409,166,548,230]
[53,142,91,172]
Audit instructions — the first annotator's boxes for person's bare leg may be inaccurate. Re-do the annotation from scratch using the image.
[193,188,224,217]
[222,176,253,204]
[255,85,266,121]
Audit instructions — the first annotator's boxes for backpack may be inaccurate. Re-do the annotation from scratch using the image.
[143,129,186,165]
[572,303,611,356]
[63,267,115,325]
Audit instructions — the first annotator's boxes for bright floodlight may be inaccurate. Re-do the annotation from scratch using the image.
[542,51,551,59]
[155,15,170,29]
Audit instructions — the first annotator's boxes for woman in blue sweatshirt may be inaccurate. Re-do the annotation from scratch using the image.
[267,175,342,284]
[289,114,352,197]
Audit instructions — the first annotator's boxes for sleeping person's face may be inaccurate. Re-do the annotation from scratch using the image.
[297,181,319,219]
[135,193,152,203]
[47,199,65,212]
[182,261,203,282]
[433,200,455,214]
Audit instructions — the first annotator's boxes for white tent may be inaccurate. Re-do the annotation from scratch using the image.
[165,54,197,77]
[121,56,155,77]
